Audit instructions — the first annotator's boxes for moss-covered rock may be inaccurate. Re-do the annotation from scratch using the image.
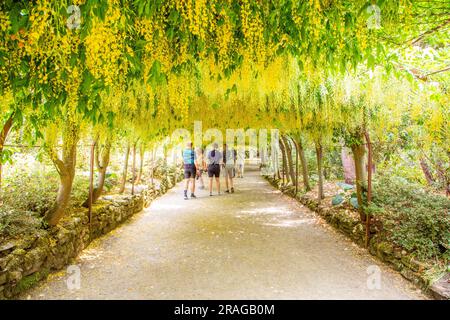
[0,172,179,300]
[0,272,7,285]
[262,174,436,296]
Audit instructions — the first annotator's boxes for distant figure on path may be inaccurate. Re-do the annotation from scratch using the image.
[182,142,197,200]
[195,147,207,189]
[236,148,245,178]
[207,143,222,196]
[223,144,235,193]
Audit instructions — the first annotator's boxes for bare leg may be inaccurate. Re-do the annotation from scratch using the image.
[199,173,204,188]
[225,170,229,191]
[215,176,220,194]
[191,177,195,194]
[227,170,234,190]
[229,172,234,189]
[209,177,213,193]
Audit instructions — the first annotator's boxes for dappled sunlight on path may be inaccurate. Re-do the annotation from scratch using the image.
[22,167,426,300]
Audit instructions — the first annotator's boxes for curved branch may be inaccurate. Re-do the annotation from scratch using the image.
[410,18,450,45]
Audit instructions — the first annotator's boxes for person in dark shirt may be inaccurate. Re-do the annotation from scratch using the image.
[207,143,222,196]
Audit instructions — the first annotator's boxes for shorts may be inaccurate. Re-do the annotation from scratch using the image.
[207,164,220,178]
[184,164,196,179]
[224,164,234,177]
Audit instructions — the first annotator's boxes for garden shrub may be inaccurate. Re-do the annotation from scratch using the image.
[368,175,450,261]
[0,206,42,241]
[0,171,90,217]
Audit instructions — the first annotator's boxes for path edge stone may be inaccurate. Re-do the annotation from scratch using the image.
[0,173,183,300]
[264,175,449,300]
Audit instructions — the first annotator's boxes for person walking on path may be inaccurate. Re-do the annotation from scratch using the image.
[207,143,222,196]
[182,142,197,200]
[236,148,245,178]
[195,147,207,190]
[223,144,235,193]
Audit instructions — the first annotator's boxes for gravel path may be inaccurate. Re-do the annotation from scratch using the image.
[22,167,426,300]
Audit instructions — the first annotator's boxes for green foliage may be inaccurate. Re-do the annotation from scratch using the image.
[332,182,358,208]
[0,148,14,165]
[331,194,344,206]
[1,171,59,215]
[71,176,90,207]
[323,147,344,180]
[336,182,354,191]
[14,268,49,293]
[368,175,450,261]
[377,152,427,185]
[0,205,41,240]
[152,158,180,179]
[103,172,118,192]
[0,171,90,217]
[349,197,359,209]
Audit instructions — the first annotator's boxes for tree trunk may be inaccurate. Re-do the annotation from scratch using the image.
[82,141,111,207]
[293,137,299,194]
[297,140,311,191]
[45,125,79,226]
[315,142,325,201]
[274,145,280,179]
[447,152,450,197]
[419,158,434,185]
[150,151,154,187]
[292,136,311,192]
[119,144,130,194]
[279,137,288,184]
[351,143,366,222]
[0,112,14,192]
[150,147,156,187]
[135,145,144,185]
[131,143,136,195]
[282,135,296,185]
[364,131,373,248]
[435,160,448,194]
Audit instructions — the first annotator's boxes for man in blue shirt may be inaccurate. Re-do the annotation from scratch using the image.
[182,142,197,200]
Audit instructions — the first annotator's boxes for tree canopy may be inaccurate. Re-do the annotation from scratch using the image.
[0,0,449,224]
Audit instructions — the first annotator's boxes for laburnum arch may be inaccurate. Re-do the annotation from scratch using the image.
[0,0,448,225]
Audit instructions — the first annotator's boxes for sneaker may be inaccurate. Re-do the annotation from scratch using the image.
[210,192,213,196]
[231,187,234,193]
[190,193,196,198]
[184,195,188,200]
[225,190,230,193]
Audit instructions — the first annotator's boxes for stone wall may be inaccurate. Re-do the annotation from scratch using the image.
[0,173,182,299]
[264,176,449,300]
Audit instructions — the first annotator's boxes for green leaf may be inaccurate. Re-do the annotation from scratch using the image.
[367,54,375,70]
[332,194,344,206]
[350,197,359,209]
[337,182,354,191]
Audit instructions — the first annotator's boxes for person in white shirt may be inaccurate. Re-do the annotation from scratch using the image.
[236,148,245,178]
[195,147,207,189]
[222,144,235,193]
